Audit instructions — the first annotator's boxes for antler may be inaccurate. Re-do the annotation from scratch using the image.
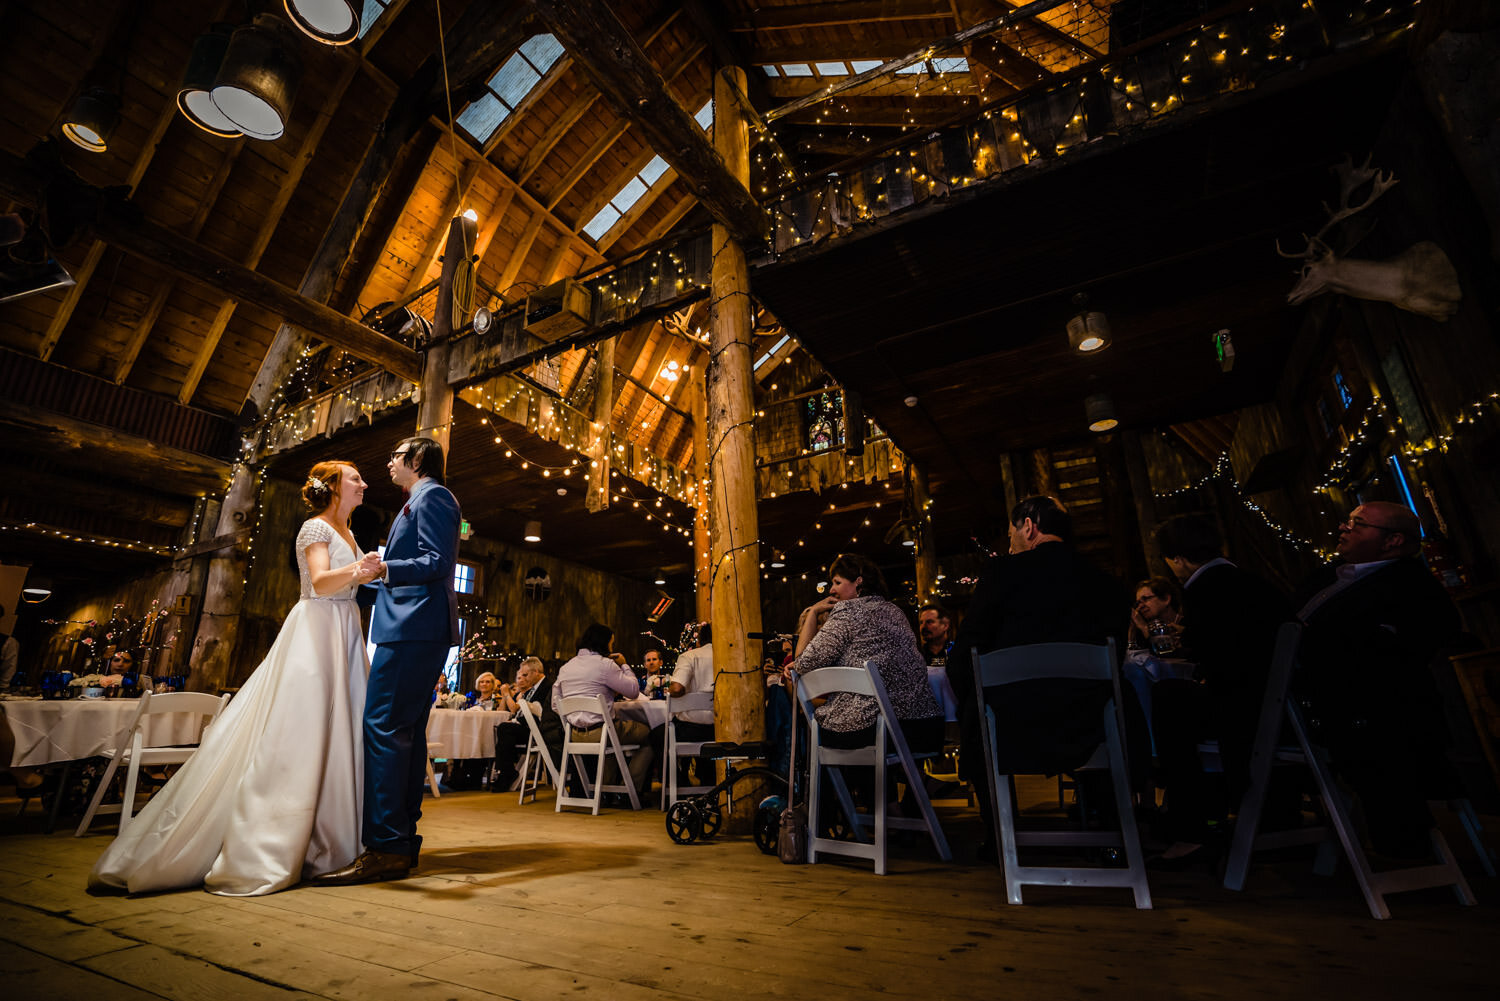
[1316,154,1398,239]
[1276,233,1332,261]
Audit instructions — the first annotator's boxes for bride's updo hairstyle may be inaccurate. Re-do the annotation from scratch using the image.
[302,461,350,513]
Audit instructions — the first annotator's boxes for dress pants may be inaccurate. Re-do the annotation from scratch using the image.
[363,639,448,857]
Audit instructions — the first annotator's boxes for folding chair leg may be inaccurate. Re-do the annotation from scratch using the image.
[118,742,143,834]
[995,774,1025,905]
[425,756,441,798]
[1104,714,1152,909]
[1450,798,1497,878]
[75,754,124,837]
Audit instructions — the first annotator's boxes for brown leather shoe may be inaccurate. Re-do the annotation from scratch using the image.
[308,849,412,886]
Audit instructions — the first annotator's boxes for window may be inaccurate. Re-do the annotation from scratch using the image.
[582,99,712,241]
[755,334,791,371]
[454,561,478,595]
[1333,368,1354,410]
[358,0,394,39]
[456,34,567,145]
[758,58,970,79]
[803,391,845,452]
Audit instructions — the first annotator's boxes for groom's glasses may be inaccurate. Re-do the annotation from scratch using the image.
[390,450,409,462]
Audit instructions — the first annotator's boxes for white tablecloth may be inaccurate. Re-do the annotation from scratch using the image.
[612,696,670,729]
[1,697,208,768]
[426,707,510,758]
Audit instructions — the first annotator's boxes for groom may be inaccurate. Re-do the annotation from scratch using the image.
[315,436,461,885]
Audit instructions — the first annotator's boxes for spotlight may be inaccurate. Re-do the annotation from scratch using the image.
[61,87,121,153]
[212,14,304,141]
[284,0,361,45]
[177,25,243,137]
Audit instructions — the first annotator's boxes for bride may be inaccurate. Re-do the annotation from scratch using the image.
[90,461,381,896]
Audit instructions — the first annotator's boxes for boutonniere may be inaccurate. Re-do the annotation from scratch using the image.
[403,503,411,517]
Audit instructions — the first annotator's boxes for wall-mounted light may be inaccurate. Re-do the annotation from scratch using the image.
[523,520,542,543]
[212,14,304,141]
[1067,292,1111,354]
[284,0,361,45]
[177,25,243,137]
[61,87,121,153]
[1085,393,1118,433]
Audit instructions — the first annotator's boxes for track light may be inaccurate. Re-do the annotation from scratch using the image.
[61,87,121,153]
[284,0,361,45]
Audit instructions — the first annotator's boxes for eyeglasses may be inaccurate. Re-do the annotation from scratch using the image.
[112,654,131,662]
[389,450,409,462]
[1341,516,1397,534]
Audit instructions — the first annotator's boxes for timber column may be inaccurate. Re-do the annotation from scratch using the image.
[691,377,711,623]
[910,462,938,603]
[417,214,476,451]
[586,339,615,513]
[707,67,765,813]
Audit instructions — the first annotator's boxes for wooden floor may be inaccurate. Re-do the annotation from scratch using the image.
[1,780,1497,1001]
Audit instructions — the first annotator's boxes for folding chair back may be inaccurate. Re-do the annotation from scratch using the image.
[865,661,952,862]
[555,695,643,814]
[75,690,230,836]
[972,640,1151,908]
[662,691,715,809]
[516,702,562,804]
[794,666,888,873]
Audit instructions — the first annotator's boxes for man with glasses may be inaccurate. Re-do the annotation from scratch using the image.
[1295,501,1462,859]
[314,436,461,886]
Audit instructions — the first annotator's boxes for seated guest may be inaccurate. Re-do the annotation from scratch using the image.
[789,554,944,756]
[947,496,1128,855]
[468,671,500,710]
[105,649,136,676]
[490,657,561,792]
[662,624,714,785]
[553,624,655,800]
[1150,514,1291,864]
[1294,502,1462,858]
[1128,577,1182,652]
[640,645,671,697]
[917,604,954,666]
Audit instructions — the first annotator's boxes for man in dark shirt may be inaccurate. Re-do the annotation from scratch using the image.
[1150,514,1291,860]
[1294,501,1461,858]
[949,497,1128,852]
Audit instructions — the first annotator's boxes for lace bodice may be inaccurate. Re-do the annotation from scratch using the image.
[295,518,362,600]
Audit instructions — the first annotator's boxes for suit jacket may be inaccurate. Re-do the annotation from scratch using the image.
[1293,556,1460,744]
[368,477,462,645]
[1180,562,1290,698]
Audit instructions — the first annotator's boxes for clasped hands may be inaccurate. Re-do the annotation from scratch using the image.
[353,552,385,583]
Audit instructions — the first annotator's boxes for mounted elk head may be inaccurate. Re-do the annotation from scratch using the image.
[1278,154,1462,322]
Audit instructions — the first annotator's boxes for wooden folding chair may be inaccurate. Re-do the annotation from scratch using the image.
[555,695,643,814]
[516,703,561,805]
[74,690,230,836]
[972,640,1152,908]
[661,691,715,810]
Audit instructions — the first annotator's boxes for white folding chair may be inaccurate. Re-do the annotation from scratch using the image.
[661,691,716,810]
[75,690,230,836]
[972,640,1152,908]
[425,741,443,798]
[516,703,562,805]
[555,695,643,814]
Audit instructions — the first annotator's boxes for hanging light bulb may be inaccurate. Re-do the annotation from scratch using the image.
[1085,393,1119,433]
[61,86,121,153]
[284,0,361,45]
[1067,292,1111,354]
[212,14,304,141]
[653,570,667,586]
[177,24,243,137]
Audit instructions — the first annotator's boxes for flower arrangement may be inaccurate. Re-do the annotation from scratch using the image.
[456,635,505,662]
[676,621,706,654]
[437,691,469,709]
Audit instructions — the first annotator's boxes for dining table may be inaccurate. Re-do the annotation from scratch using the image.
[425,706,511,759]
[612,695,671,730]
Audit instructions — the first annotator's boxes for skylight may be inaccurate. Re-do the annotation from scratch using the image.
[759,57,970,79]
[358,0,393,40]
[754,334,791,370]
[583,99,713,242]
[455,34,567,145]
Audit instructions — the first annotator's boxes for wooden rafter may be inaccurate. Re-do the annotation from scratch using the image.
[988,0,1105,61]
[632,190,700,249]
[528,0,765,242]
[732,1,954,31]
[596,168,680,253]
[398,157,483,300]
[178,56,363,405]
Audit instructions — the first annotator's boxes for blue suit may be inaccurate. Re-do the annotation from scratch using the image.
[363,476,461,857]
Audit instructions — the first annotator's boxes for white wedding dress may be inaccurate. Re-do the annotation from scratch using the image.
[90,519,368,896]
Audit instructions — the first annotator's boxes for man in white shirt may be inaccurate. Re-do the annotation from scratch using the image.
[663,625,714,786]
[553,624,654,799]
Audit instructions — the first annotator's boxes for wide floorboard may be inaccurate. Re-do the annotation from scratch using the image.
[1,781,1496,1001]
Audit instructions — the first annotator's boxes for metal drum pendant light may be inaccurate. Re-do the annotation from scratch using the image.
[212,14,304,141]
[284,0,361,45]
[177,24,243,137]
[61,87,121,153]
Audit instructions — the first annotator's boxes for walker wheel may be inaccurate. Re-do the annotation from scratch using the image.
[698,801,722,838]
[753,801,782,855]
[666,801,701,844]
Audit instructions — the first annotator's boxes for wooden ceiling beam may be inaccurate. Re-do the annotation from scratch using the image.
[733,1,954,31]
[595,169,680,253]
[496,212,549,298]
[986,0,1105,61]
[0,398,231,498]
[528,0,766,242]
[178,56,364,406]
[2,466,193,529]
[630,190,700,249]
[398,157,483,300]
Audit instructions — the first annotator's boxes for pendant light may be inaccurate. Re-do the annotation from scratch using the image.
[284,0,361,45]
[523,520,542,543]
[177,24,243,137]
[1085,393,1118,433]
[1066,292,1111,354]
[61,87,121,153]
[212,14,304,141]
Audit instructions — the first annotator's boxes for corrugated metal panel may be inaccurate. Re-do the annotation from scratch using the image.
[0,348,237,458]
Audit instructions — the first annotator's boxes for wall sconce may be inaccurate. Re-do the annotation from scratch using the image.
[1085,393,1119,433]
[212,14,304,141]
[284,0,361,45]
[61,87,121,153]
[523,520,542,543]
[1067,292,1111,354]
[177,24,243,137]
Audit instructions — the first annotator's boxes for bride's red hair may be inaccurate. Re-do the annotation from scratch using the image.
[302,460,356,514]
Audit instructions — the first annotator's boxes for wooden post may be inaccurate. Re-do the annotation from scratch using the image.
[417,214,476,452]
[186,463,258,693]
[691,375,711,623]
[910,462,938,603]
[1122,431,1164,575]
[706,67,764,830]
[586,339,615,513]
